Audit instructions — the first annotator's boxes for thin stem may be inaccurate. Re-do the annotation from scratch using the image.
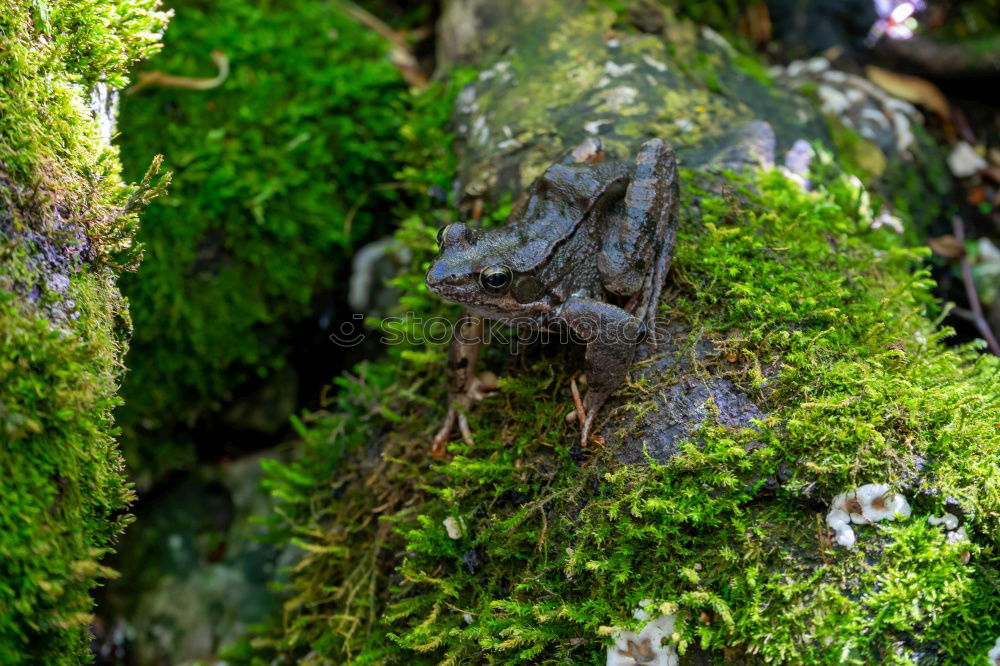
[952,216,1000,356]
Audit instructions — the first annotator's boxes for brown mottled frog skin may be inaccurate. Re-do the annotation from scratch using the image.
[425,138,679,454]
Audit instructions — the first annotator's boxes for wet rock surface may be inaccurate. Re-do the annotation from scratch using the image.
[608,324,767,465]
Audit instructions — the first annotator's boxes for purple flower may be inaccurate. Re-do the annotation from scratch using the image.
[867,0,926,44]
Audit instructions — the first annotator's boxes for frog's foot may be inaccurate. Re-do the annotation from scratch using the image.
[430,372,499,458]
[431,408,458,457]
[567,377,608,446]
[568,377,588,431]
[579,386,612,446]
[431,407,472,458]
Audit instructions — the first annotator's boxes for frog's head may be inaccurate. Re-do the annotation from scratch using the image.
[425,223,545,316]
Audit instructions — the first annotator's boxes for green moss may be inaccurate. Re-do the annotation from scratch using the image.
[0,1,168,662]
[0,277,133,664]
[826,117,888,181]
[251,153,1000,664]
[116,0,414,468]
[880,124,954,240]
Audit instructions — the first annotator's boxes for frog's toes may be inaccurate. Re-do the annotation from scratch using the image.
[432,408,459,457]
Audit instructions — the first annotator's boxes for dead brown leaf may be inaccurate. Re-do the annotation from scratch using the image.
[928,234,966,259]
[865,65,950,119]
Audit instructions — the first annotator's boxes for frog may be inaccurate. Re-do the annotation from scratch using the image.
[425,138,679,455]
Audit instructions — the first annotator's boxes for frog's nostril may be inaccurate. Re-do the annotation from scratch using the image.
[425,263,454,288]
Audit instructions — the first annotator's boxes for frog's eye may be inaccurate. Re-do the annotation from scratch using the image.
[479,265,513,294]
[437,223,470,248]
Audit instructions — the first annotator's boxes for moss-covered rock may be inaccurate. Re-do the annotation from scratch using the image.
[248,2,1000,664]
[253,172,1000,665]
[115,0,417,472]
[0,1,169,662]
[443,1,827,206]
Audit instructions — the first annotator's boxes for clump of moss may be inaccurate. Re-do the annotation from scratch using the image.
[252,151,1000,664]
[0,1,168,662]
[115,0,418,470]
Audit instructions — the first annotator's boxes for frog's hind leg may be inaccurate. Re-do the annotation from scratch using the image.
[598,138,678,346]
[635,233,674,347]
[554,297,641,445]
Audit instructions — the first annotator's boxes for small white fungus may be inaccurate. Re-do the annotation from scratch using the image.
[947,141,987,178]
[988,635,1000,665]
[826,508,856,548]
[928,512,969,554]
[827,484,911,549]
[443,517,463,540]
[871,210,905,234]
[928,512,960,531]
[606,600,678,666]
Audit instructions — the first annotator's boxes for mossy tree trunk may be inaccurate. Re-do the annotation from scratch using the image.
[257,2,1000,665]
[0,3,168,663]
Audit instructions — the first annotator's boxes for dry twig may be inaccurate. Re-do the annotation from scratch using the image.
[127,49,229,94]
[341,2,428,89]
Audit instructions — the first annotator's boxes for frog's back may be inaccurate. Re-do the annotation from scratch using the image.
[502,160,630,274]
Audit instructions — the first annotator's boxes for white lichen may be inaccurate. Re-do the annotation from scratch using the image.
[773,62,920,156]
[456,85,478,114]
[805,56,829,73]
[604,61,637,78]
[597,61,638,88]
[600,86,639,111]
[817,85,851,114]
[478,60,512,85]
[584,119,612,135]
[700,26,736,55]
[606,600,678,666]
[641,54,668,72]
[674,118,694,133]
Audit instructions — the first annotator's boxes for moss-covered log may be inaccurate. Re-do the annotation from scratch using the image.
[0,2,168,662]
[252,2,1000,664]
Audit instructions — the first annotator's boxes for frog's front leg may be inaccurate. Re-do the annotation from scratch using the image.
[553,297,641,445]
[431,313,492,458]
